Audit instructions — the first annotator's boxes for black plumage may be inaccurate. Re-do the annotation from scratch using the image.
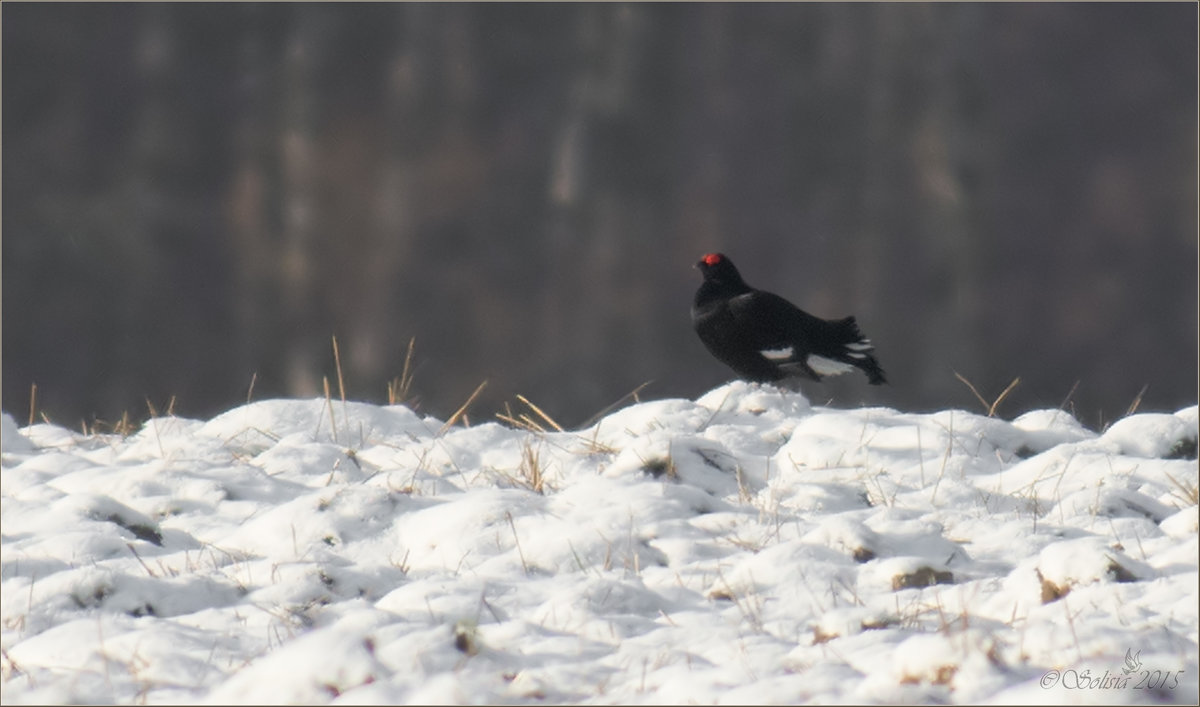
[692,252,887,387]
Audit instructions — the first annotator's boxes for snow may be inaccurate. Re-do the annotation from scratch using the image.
[1,384,1197,704]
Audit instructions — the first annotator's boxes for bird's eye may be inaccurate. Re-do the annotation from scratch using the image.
[703,253,722,266]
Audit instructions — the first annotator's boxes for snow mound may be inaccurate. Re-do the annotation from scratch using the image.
[1101,413,1198,459]
[2,388,1197,704]
[1,413,35,454]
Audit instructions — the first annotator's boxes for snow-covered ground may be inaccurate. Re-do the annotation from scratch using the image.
[2,382,1197,704]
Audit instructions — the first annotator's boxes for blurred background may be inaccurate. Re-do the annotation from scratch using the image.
[3,3,1197,430]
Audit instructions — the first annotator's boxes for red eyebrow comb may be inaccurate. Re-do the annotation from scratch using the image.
[702,253,723,266]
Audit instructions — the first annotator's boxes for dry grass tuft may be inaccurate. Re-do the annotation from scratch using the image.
[437,380,489,436]
[641,456,676,479]
[518,440,548,494]
[1165,471,1199,506]
[497,394,565,434]
[387,337,419,407]
[954,371,1020,418]
[891,566,954,591]
[453,619,480,656]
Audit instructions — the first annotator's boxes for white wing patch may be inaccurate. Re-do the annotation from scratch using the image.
[808,355,855,376]
[760,346,794,361]
[845,341,873,351]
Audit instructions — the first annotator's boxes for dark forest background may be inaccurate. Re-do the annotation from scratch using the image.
[3,2,1197,430]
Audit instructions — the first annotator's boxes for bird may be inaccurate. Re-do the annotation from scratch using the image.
[692,252,886,388]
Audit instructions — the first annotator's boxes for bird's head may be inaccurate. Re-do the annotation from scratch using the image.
[695,252,744,285]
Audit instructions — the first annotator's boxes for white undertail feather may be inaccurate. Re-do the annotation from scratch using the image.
[807,354,855,376]
[846,341,873,351]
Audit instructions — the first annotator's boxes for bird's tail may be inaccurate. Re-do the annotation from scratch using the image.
[833,317,888,385]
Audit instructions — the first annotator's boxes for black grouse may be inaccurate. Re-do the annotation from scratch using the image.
[692,252,886,387]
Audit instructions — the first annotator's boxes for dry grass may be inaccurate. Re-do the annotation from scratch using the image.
[1058,379,1080,414]
[579,380,653,429]
[641,456,676,480]
[387,337,419,407]
[707,567,767,635]
[505,511,530,575]
[891,566,954,591]
[437,380,489,437]
[322,336,360,446]
[453,618,480,656]
[518,440,548,494]
[321,377,339,443]
[497,394,565,434]
[1164,471,1199,507]
[1123,383,1149,418]
[331,336,347,404]
[497,391,627,456]
[954,371,1020,418]
[577,424,619,455]
[143,396,177,419]
[490,438,553,494]
[81,410,139,438]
